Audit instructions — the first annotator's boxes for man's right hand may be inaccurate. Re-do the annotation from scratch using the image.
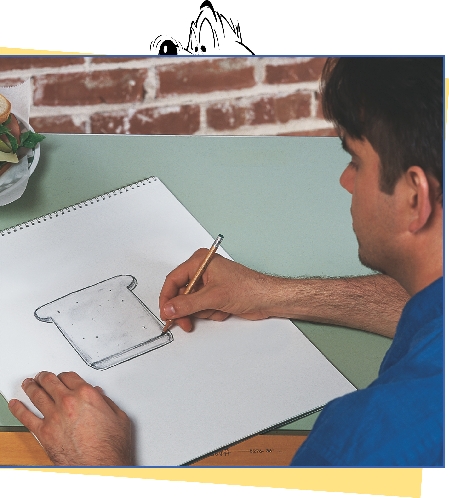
[159,250,409,338]
[159,250,272,332]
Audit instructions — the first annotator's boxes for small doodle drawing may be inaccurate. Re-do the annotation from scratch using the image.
[149,1,254,55]
[34,275,173,370]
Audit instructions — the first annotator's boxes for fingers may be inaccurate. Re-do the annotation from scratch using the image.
[56,371,87,390]
[200,310,230,322]
[35,371,89,395]
[14,371,96,419]
[21,375,55,413]
[171,316,194,332]
[9,371,134,466]
[162,311,228,333]
[162,287,221,322]
[51,373,125,418]
[8,398,42,435]
[159,249,210,309]
[25,371,80,408]
[159,251,245,330]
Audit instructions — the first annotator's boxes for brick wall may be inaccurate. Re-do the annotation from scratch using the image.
[0,56,336,136]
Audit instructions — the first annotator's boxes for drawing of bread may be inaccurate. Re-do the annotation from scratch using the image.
[34,275,173,370]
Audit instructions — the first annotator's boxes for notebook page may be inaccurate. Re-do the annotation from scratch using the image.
[0,177,355,465]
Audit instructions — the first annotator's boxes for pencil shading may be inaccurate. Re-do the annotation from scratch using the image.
[35,275,173,370]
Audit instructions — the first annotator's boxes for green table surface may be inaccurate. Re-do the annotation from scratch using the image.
[0,134,392,431]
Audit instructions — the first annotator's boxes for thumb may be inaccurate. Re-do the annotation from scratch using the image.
[162,288,218,319]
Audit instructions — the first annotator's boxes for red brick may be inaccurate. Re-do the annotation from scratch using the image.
[280,128,338,137]
[250,92,311,125]
[33,69,148,106]
[29,115,86,134]
[206,103,247,130]
[90,57,150,64]
[0,57,85,71]
[249,97,276,125]
[0,77,26,87]
[158,59,255,96]
[315,91,326,119]
[91,112,127,134]
[128,105,200,134]
[208,91,312,131]
[273,91,311,123]
[265,58,327,85]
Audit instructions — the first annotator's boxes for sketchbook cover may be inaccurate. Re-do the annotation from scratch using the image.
[0,177,355,466]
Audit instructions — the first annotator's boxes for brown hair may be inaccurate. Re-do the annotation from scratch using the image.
[321,57,443,197]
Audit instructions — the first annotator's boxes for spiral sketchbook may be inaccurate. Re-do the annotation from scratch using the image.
[0,177,355,466]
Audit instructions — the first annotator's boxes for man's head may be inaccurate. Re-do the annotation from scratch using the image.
[321,57,443,199]
[321,57,443,294]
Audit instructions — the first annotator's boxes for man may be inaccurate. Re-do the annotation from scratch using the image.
[9,57,443,466]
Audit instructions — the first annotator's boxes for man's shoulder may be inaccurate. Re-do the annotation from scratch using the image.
[290,278,444,467]
[291,374,443,466]
[291,319,443,468]
[400,277,443,333]
[381,277,443,373]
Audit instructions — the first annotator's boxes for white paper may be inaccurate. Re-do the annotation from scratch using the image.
[0,79,31,122]
[0,177,355,466]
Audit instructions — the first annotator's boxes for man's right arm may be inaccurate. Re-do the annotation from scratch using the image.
[159,252,409,338]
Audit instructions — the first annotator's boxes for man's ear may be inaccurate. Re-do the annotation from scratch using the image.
[404,166,432,233]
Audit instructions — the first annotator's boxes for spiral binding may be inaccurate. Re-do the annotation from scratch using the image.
[0,176,157,237]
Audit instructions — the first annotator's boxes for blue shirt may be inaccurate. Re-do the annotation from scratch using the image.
[290,277,444,466]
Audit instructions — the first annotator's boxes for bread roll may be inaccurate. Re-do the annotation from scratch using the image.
[0,94,11,124]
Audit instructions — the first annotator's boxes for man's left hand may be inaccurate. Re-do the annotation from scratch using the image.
[8,371,133,466]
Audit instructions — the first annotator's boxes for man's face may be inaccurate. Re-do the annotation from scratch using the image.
[339,135,403,275]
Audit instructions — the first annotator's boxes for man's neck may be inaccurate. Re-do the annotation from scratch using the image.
[396,219,443,296]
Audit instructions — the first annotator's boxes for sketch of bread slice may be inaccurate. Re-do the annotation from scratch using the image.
[34,275,173,370]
